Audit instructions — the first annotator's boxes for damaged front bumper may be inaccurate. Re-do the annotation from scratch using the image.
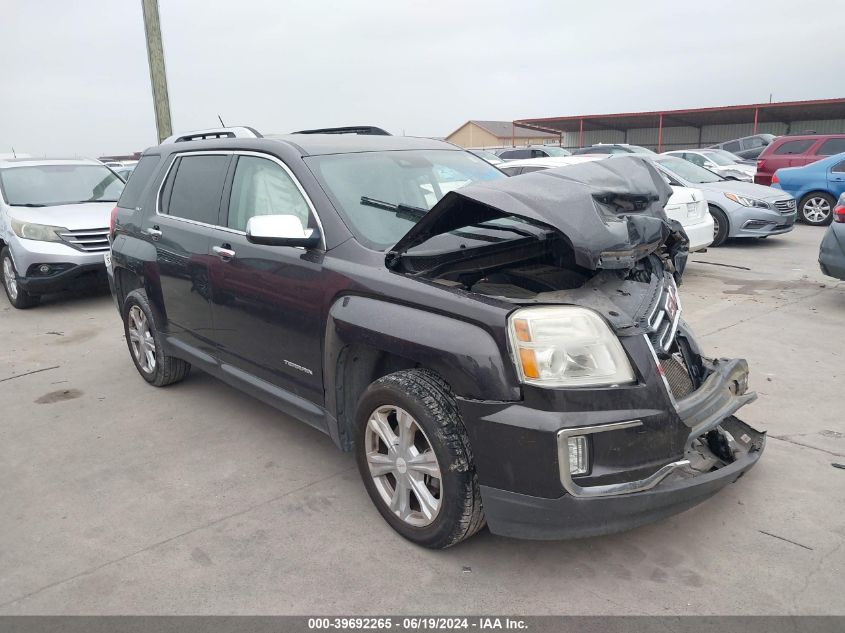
[462,350,765,540]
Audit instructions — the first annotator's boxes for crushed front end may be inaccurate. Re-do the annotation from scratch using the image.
[390,157,765,539]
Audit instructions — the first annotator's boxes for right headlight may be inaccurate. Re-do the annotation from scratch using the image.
[507,306,636,387]
[11,219,67,242]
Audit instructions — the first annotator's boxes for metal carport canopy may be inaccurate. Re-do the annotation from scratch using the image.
[514,98,845,134]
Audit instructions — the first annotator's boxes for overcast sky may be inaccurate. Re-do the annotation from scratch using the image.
[1,0,840,157]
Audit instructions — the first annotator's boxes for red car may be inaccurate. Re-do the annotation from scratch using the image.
[755,134,845,186]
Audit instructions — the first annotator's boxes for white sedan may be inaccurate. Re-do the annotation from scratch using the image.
[497,157,714,252]
[662,149,755,182]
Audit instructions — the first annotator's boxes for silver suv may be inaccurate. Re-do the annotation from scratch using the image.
[0,158,124,308]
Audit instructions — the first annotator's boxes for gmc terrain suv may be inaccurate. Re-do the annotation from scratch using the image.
[107,133,765,548]
[1,157,124,308]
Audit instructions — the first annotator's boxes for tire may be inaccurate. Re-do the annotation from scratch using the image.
[798,192,835,226]
[354,369,485,549]
[709,206,729,247]
[1,247,40,309]
[122,289,190,387]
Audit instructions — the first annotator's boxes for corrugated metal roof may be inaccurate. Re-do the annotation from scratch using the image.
[516,98,845,133]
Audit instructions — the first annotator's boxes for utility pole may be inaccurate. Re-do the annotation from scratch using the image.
[140,0,172,143]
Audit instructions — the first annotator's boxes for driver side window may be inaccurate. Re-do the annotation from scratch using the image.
[227,156,311,232]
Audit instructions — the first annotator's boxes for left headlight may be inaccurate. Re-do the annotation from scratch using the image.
[10,220,67,242]
[724,192,769,209]
[507,306,636,387]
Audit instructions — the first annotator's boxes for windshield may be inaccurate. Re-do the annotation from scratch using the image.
[654,156,723,184]
[305,149,506,250]
[0,164,124,206]
[699,151,736,166]
[542,146,571,157]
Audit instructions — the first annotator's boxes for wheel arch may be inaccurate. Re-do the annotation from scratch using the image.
[324,295,519,451]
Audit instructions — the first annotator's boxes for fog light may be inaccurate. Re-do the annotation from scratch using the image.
[39,264,51,274]
[567,436,589,475]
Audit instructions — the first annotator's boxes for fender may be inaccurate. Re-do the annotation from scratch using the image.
[111,232,166,319]
[324,294,520,411]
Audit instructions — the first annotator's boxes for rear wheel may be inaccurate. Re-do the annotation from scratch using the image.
[709,206,729,247]
[798,192,834,226]
[354,369,485,549]
[122,289,190,386]
[1,247,40,309]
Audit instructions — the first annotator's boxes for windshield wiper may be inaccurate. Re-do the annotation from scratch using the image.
[360,196,428,221]
[10,203,46,207]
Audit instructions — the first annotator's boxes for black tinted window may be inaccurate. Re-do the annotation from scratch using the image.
[833,160,845,174]
[500,149,531,159]
[164,155,229,224]
[520,165,549,174]
[774,140,814,155]
[499,166,522,176]
[818,138,845,156]
[117,155,160,209]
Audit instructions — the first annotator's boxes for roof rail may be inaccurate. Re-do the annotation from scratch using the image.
[292,126,391,136]
[162,126,263,144]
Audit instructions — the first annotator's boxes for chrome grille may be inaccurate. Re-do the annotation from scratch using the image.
[59,228,110,253]
[645,276,682,353]
[773,199,796,213]
[661,354,695,398]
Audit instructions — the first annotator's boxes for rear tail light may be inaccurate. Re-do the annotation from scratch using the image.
[757,159,766,172]
[109,206,119,241]
[771,172,779,184]
[835,205,845,224]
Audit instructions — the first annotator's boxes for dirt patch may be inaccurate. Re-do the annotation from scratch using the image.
[34,389,83,404]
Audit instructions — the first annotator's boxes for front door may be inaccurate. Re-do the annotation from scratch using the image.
[144,153,231,356]
[206,153,326,406]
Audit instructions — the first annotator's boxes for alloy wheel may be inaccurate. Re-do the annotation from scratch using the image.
[712,215,720,238]
[803,197,831,223]
[127,305,156,373]
[364,405,442,527]
[3,256,18,302]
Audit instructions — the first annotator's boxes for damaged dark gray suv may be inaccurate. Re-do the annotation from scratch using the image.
[107,134,765,548]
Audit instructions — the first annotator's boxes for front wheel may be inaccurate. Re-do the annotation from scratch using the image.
[798,192,835,226]
[1,247,40,309]
[354,369,485,549]
[709,206,729,247]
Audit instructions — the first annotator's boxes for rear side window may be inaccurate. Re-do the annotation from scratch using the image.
[745,136,765,149]
[817,138,845,156]
[117,155,160,209]
[722,141,741,152]
[773,139,814,155]
[833,160,845,174]
[520,165,549,174]
[162,155,229,225]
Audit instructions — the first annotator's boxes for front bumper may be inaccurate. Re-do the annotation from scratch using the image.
[7,234,107,294]
[728,206,796,238]
[819,225,845,281]
[17,262,107,294]
[481,417,764,539]
[457,341,764,539]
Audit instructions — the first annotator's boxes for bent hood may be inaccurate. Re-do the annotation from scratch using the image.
[388,156,687,272]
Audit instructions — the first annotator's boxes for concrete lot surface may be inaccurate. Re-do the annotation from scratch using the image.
[1,225,843,615]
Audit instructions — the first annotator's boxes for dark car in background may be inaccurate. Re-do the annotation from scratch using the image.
[495,145,570,160]
[755,134,845,187]
[710,134,776,161]
[572,143,656,156]
[818,193,845,280]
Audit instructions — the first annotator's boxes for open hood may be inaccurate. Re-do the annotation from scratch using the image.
[387,156,687,272]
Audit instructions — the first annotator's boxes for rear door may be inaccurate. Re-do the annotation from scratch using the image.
[143,152,231,355]
[829,158,845,198]
[206,153,326,406]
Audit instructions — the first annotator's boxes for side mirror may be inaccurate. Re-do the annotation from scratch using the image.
[246,214,321,248]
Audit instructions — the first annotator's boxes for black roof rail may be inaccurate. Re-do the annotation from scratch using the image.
[163,126,263,144]
[292,126,391,136]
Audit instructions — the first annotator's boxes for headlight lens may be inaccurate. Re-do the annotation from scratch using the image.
[10,220,67,242]
[507,306,636,387]
[724,192,769,208]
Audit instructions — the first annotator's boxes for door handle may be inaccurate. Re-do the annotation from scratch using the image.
[212,245,236,261]
[145,226,162,241]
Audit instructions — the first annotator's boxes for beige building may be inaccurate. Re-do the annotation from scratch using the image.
[445,120,560,149]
